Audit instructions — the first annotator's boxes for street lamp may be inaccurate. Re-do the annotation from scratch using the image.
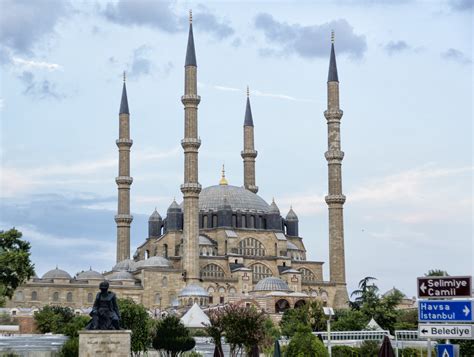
[323,307,335,357]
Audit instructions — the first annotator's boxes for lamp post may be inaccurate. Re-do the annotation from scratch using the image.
[323,306,335,357]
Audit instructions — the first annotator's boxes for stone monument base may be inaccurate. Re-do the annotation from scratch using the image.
[79,330,131,357]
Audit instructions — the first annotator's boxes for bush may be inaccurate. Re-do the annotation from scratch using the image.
[117,298,153,355]
[358,340,379,357]
[152,315,195,357]
[190,328,208,337]
[34,306,75,334]
[332,345,360,356]
[286,325,328,357]
[59,337,79,357]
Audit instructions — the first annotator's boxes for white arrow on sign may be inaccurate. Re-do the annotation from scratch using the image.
[420,282,427,293]
[463,305,470,317]
[442,349,450,357]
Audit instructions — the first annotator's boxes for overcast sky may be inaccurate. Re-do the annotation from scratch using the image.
[0,0,472,298]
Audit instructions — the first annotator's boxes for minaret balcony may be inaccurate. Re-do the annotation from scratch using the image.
[181,138,201,149]
[115,214,134,224]
[325,150,344,162]
[325,194,346,205]
[181,183,202,195]
[324,109,343,122]
[115,176,133,185]
[116,139,133,147]
[181,94,201,105]
[241,150,258,158]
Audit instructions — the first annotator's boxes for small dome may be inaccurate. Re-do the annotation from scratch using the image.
[76,269,105,280]
[168,199,181,211]
[107,271,136,281]
[199,235,215,245]
[135,256,171,269]
[112,259,136,272]
[286,207,298,220]
[178,284,209,297]
[254,277,291,292]
[287,241,299,250]
[42,268,71,280]
[268,199,280,214]
[149,209,162,221]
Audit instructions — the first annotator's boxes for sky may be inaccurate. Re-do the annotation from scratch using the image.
[0,0,472,299]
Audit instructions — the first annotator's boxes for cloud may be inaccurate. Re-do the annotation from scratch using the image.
[12,57,62,71]
[449,0,473,11]
[254,14,367,59]
[128,45,153,79]
[383,40,409,55]
[18,71,64,100]
[102,1,234,40]
[0,0,69,56]
[441,48,472,65]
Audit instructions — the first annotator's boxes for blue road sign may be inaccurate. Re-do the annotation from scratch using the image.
[437,344,454,357]
[418,300,473,322]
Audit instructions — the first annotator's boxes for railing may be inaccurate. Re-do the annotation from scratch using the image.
[313,330,389,341]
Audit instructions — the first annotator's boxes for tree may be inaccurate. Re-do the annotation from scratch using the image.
[204,307,225,356]
[280,300,326,337]
[117,298,152,356]
[152,315,195,357]
[0,228,35,303]
[34,306,75,334]
[332,309,368,331]
[425,269,449,277]
[286,324,328,357]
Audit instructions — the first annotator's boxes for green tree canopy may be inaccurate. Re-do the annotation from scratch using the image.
[34,306,76,334]
[425,269,449,277]
[286,324,328,357]
[152,315,195,357]
[117,298,153,356]
[280,300,327,337]
[0,228,35,302]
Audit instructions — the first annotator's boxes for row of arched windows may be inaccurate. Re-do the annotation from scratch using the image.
[252,263,272,281]
[298,268,317,282]
[201,264,225,278]
[238,237,266,256]
[14,291,95,303]
[200,214,267,229]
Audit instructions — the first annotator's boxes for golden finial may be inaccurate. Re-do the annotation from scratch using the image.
[123,71,126,83]
[331,30,335,44]
[189,9,192,23]
[219,164,228,185]
[247,85,250,97]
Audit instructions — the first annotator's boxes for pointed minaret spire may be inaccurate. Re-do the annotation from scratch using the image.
[185,10,197,67]
[328,30,339,82]
[241,86,258,193]
[119,71,129,114]
[219,164,228,185]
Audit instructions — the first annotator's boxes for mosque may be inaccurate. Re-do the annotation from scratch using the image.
[6,14,349,317]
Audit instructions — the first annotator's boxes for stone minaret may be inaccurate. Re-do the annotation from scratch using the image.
[115,73,133,263]
[180,11,201,284]
[324,32,349,307]
[241,86,258,193]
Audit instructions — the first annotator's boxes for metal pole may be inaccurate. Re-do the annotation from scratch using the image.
[427,338,431,357]
[395,332,399,357]
[327,319,332,357]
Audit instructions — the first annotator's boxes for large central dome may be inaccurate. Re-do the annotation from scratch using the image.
[198,185,270,212]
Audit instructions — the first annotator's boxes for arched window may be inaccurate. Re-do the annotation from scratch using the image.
[87,293,93,303]
[145,250,150,259]
[14,291,24,301]
[232,215,237,227]
[162,277,168,287]
[201,264,225,278]
[67,292,73,302]
[238,238,266,256]
[203,215,208,228]
[163,244,168,258]
[251,263,272,282]
[249,216,255,228]
[298,268,317,282]
[241,215,246,228]
[31,291,38,301]
[155,293,161,304]
[212,215,218,227]
[53,292,59,301]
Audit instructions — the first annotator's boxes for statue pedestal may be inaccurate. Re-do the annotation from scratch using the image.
[79,330,131,357]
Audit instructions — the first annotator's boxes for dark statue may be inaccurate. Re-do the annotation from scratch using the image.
[85,281,121,330]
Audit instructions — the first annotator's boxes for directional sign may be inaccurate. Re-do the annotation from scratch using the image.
[437,344,455,357]
[419,323,473,339]
[418,276,472,298]
[418,300,473,322]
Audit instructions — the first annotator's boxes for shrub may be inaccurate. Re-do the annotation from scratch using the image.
[358,340,379,357]
[286,325,328,357]
[59,337,79,357]
[152,315,195,357]
[332,345,360,356]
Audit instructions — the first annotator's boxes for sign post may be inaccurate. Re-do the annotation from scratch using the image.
[418,276,472,299]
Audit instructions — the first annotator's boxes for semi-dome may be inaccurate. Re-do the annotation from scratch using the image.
[76,269,105,280]
[135,256,171,269]
[198,185,270,212]
[42,268,71,280]
[254,277,291,292]
[107,271,136,281]
[178,284,209,297]
[287,241,299,250]
[199,235,215,245]
[112,259,136,272]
